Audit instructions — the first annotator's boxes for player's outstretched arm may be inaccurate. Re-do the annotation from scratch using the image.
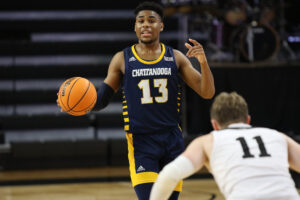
[175,39,215,99]
[93,51,124,111]
[282,133,300,173]
[149,155,196,200]
[182,134,211,171]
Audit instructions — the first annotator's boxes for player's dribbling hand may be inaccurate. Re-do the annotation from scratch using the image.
[56,93,64,112]
[185,38,207,63]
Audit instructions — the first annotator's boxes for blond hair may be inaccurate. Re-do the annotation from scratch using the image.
[210,92,248,128]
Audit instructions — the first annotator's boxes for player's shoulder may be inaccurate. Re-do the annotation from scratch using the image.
[113,51,124,58]
[191,133,214,157]
[109,51,125,72]
[192,133,213,146]
[110,51,125,64]
[172,48,184,57]
[172,48,188,66]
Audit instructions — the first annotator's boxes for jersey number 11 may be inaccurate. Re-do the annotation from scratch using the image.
[236,136,271,158]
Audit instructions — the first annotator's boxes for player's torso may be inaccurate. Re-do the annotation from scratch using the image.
[122,44,181,134]
[210,123,299,200]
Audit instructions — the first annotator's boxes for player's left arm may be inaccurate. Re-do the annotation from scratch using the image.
[175,38,215,99]
[149,134,211,200]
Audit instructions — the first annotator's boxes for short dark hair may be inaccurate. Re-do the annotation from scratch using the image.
[134,1,164,20]
[210,92,249,128]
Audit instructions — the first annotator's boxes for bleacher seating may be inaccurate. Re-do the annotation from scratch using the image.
[0,8,182,169]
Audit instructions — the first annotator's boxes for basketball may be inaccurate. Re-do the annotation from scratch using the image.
[57,77,97,116]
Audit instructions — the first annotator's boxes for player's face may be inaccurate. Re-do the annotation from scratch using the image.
[135,10,164,44]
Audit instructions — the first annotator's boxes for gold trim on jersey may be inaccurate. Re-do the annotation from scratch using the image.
[131,43,166,65]
[122,94,130,131]
[178,124,182,132]
[177,88,182,113]
[126,133,182,191]
[124,125,129,131]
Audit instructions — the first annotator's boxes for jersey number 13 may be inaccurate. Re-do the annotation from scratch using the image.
[138,79,168,104]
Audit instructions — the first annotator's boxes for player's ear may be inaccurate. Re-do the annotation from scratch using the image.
[246,115,251,124]
[211,119,220,130]
[160,22,164,32]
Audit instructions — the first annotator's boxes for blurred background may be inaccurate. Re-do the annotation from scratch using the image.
[0,0,299,188]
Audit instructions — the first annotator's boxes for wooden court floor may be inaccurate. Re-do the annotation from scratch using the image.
[0,167,299,200]
[0,179,224,200]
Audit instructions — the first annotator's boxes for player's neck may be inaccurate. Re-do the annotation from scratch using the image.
[135,41,162,61]
[137,41,161,52]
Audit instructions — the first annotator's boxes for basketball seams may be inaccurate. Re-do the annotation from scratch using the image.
[66,77,84,112]
[68,80,91,112]
[70,91,97,113]
[58,77,96,116]
[59,78,78,112]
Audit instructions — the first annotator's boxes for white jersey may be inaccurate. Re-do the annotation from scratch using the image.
[210,123,300,200]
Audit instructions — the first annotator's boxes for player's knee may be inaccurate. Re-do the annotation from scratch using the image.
[134,183,153,200]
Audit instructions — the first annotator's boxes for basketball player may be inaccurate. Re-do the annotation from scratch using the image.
[57,1,214,199]
[150,92,300,200]
[91,2,214,200]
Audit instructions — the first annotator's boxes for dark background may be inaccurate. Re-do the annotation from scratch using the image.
[186,66,300,135]
[0,0,299,172]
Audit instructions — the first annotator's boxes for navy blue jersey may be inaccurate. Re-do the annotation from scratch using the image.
[122,43,182,134]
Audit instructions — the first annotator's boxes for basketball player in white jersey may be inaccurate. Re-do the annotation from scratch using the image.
[150,92,300,200]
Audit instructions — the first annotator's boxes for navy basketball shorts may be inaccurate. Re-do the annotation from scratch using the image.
[126,126,185,191]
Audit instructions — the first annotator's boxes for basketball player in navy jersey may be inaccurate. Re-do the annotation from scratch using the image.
[58,1,214,199]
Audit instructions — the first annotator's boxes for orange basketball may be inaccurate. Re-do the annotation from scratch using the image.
[57,77,97,116]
